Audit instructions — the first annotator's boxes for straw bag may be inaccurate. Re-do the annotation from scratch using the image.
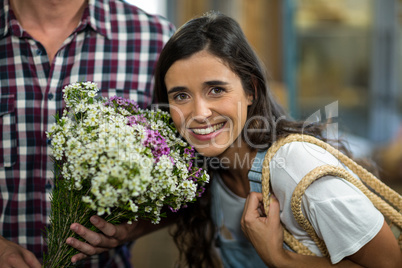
[261,134,402,257]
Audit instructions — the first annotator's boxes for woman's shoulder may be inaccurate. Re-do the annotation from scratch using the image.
[270,140,341,179]
[269,140,370,203]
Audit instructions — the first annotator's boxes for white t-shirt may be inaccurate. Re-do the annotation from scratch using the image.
[270,141,384,264]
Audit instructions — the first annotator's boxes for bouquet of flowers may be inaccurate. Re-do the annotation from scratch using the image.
[43,82,209,267]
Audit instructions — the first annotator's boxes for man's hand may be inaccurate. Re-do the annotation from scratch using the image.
[66,216,139,263]
[0,236,42,268]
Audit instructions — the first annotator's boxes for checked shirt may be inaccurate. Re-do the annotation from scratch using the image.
[0,0,175,266]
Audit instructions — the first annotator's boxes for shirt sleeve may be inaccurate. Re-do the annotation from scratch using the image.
[307,192,384,264]
[270,141,384,264]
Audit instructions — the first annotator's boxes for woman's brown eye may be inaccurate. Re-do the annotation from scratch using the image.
[211,87,224,94]
[175,93,188,100]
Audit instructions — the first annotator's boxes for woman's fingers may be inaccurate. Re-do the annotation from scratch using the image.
[243,192,264,217]
[267,195,280,225]
[241,192,266,239]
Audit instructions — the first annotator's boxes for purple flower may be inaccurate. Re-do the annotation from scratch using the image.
[184,147,195,158]
[169,206,179,213]
[142,129,171,162]
[115,97,125,105]
[104,96,139,113]
[197,186,206,197]
[127,115,148,126]
[187,160,193,171]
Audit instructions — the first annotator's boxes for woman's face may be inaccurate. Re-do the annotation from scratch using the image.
[165,50,253,157]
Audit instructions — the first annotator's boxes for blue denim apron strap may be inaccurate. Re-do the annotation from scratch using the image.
[247,149,294,253]
[248,150,268,193]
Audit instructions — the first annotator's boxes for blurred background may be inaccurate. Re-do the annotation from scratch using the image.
[125,0,402,266]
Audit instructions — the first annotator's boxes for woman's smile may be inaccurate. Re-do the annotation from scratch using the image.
[189,122,226,140]
[190,122,225,135]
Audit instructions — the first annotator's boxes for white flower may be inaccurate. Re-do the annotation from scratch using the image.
[82,196,92,203]
[137,196,147,204]
[88,91,97,98]
[145,206,152,213]
[129,200,138,213]
[97,207,106,216]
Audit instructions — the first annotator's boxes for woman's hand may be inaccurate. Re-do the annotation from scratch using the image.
[241,192,286,267]
[241,192,374,268]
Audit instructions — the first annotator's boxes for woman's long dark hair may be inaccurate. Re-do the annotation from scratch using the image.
[153,11,341,268]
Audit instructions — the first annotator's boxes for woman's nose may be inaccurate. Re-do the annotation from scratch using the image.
[192,99,212,123]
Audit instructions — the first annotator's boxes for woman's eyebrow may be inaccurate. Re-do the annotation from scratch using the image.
[167,86,187,95]
[167,80,229,95]
[204,80,229,86]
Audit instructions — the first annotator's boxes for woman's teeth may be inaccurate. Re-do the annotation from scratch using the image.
[192,123,224,135]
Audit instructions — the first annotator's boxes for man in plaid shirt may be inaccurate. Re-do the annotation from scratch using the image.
[0,0,175,266]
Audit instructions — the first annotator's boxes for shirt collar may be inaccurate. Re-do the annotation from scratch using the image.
[0,0,10,38]
[0,0,112,39]
[87,0,112,39]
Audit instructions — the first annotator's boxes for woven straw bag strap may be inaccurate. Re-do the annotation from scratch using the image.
[261,134,402,255]
[292,164,402,255]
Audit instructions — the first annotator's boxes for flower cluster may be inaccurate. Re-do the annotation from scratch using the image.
[46,82,209,224]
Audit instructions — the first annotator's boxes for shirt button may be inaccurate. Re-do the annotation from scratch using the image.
[36,49,42,55]
[48,93,54,100]
[45,181,52,190]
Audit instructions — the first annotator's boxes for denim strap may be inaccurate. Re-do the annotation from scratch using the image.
[248,150,268,192]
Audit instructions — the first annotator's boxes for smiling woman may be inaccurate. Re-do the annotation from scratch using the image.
[153,10,402,268]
